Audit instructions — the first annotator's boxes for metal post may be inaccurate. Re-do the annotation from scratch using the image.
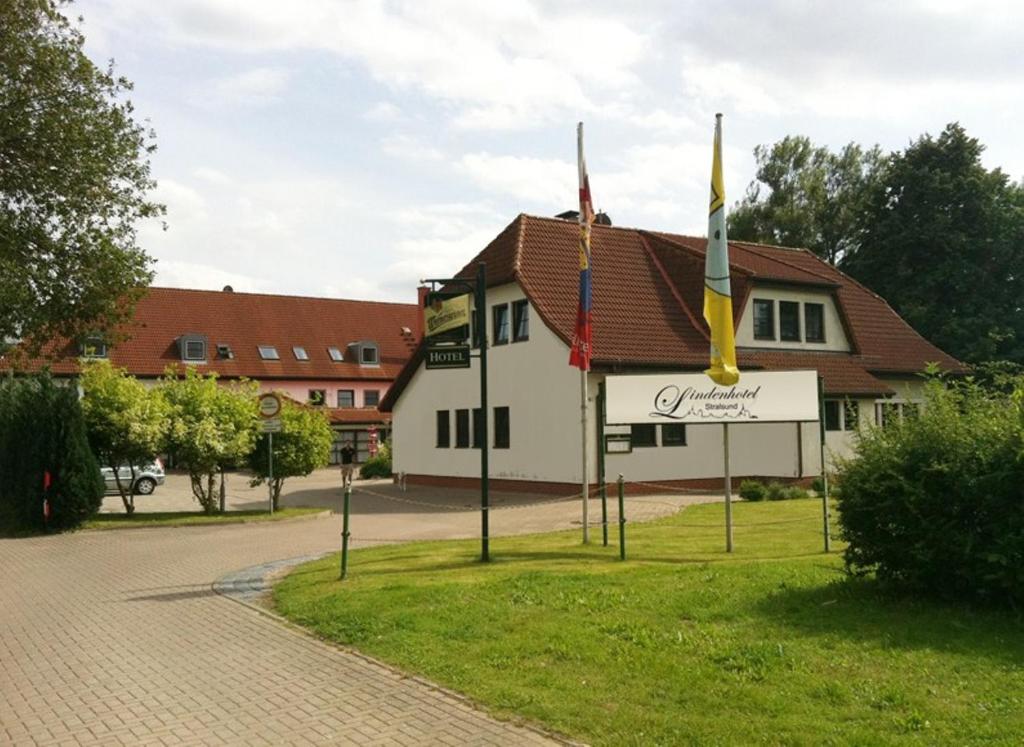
[817,376,832,553]
[581,370,589,543]
[267,431,274,514]
[617,473,626,560]
[723,423,733,553]
[477,263,490,562]
[597,381,608,547]
[340,484,351,579]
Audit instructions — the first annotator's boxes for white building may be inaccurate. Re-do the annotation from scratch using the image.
[381,214,963,492]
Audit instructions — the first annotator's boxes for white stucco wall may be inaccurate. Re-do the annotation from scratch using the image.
[392,283,583,482]
[392,282,836,485]
[736,286,850,352]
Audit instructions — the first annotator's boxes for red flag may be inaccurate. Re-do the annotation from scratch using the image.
[43,471,52,521]
[569,122,594,370]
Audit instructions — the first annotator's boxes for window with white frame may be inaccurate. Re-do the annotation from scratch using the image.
[258,345,279,360]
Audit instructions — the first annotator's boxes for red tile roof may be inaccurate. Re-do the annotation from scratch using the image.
[7,287,419,381]
[382,213,963,408]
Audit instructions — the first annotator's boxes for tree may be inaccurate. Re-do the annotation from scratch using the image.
[248,398,333,511]
[728,136,883,264]
[842,124,1024,364]
[0,372,103,533]
[159,368,259,514]
[0,0,164,352]
[80,359,168,515]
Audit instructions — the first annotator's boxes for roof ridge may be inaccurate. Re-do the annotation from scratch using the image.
[513,212,527,278]
[145,286,418,308]
[643,231,757,277]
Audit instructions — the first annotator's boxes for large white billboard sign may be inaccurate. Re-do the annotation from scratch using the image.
[605,371,820,425]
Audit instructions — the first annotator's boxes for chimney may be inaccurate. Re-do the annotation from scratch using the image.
[416,285,428,341]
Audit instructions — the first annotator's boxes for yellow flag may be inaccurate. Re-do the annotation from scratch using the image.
[703,114,739,386]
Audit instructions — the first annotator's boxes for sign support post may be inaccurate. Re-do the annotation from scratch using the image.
[723,423,733,552]
[267,431,274,514]
[817,375,832,553]
[257,393,282,515]
[421,263,490,562]
[580,371,589,543]
[597,381,608,547]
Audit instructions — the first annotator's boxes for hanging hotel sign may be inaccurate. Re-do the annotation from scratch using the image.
[605,371,819,425]
[424,293,471,338]
[426,345,471,369]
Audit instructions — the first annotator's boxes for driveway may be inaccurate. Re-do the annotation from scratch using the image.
[3,480,720,745]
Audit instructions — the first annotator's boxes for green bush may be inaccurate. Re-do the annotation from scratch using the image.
[766,482,788,501]
[739,479,766,502]
[782,485,810,500]
[0,373,104,533]
[837,376,1024,605]
[360,440,392,479]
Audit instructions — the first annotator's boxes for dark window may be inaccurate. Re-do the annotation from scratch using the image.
[184,339,206,360]
[80,337,107,358]
[843,400,859,431]
[804,303,825,343]
[472,408,484,449]
[512,300,529,342]
[753,299,775,340]
[361,344,379,365]
[258,345,279,360]
[337,389,354,408]
[824,400,841,431]
[780,301,801,341]
[492,304,510,345]
[876,401,900,428]
[662,423,687,446]
[308,389,326,406]
[631,424,657,447]
[436,410,450,448]
[455,409,470,448]
[364,390,380,407]
[494,407,510,448]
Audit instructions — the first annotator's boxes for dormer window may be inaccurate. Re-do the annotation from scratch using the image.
[347,341,379,367]
[80,336,107,358]
[177,334,208,362]
[327,347,344,362]
[293,346,309,361]
[258,345,279,360]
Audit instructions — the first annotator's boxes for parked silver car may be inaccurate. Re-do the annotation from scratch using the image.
[100,460,166,496]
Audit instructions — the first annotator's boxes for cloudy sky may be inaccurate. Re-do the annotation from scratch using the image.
[77,0,1023,304]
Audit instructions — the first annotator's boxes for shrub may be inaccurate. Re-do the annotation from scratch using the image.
[739,479,766,502]
[837,376,1024,605]
[766,482,788,501]
[782,485,810,500]
[0,373,104,533]
[360,440,392,479]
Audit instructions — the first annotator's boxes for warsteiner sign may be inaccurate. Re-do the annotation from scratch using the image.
[605,371,819,424]
[424,293,471,337]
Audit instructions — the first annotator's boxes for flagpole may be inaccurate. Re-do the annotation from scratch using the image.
[723,423,733,552]
[578,122,590,544]
[581,369,589,543]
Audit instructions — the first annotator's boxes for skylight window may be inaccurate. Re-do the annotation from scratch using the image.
[258,345,279,360]
[327,347,344,362]
[293,346,309,361]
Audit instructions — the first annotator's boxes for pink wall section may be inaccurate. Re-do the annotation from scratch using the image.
[257,380,388,408]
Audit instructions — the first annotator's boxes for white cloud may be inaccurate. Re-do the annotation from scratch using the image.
[199,67,290,107]
[457,153,575,206]
[364,101,402,122]
[380,135,444,162]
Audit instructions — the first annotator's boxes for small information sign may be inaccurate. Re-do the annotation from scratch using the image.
[426,345,471,370]
[261,418,282,433]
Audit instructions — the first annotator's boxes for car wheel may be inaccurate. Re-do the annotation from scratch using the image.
[134,477,157,495]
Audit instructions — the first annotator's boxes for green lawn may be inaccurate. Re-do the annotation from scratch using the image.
[275,499,1024,746]
[84,506,324,530]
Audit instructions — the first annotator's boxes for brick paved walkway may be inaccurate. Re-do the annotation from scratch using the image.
[0,484,718,745]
